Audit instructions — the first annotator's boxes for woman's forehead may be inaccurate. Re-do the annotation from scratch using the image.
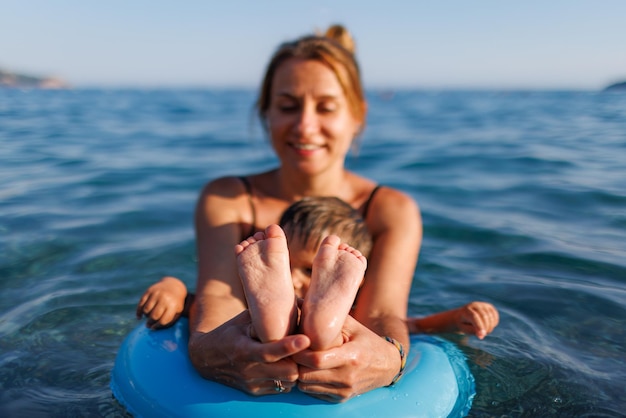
[271,58,344,98]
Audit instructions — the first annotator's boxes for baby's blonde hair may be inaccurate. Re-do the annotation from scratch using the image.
[279,196,372,257]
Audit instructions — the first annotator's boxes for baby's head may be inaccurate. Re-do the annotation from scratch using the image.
[279,196,372,297]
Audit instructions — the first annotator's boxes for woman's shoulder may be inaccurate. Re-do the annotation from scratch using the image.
[200,176,245,195]
[364,185,421,235]
[200,170,276,196]
[195,176,251,217]
[211,175,243,185]
[346,172,418,216]
[374,186,419,216]
[195,176,257,229]
[377,185,418,206]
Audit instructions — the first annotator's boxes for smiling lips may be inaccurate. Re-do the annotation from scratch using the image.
[291,143,323,153]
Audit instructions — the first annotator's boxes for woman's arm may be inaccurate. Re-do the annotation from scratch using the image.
[189,178,248,333]
[353,188,421,379]
[187,177,310,394]
[354,188,421,336]
[296,188,422,401]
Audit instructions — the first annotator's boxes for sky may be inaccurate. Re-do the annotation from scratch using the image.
[1,0,625,90]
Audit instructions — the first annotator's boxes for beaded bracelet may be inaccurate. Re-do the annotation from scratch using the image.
[383,336,407,386]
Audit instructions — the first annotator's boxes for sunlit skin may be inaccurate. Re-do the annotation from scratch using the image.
[136,276,187,329]
[138,278,499,340]
[300,234,367,351]
[266,58,361,178]
[135,25,502,399]
[136,229,349,328]
[235,225,298,343]
[183,52,421,401]
[235,224,366,351]
[408,301,499,340]
[139,224,497,395]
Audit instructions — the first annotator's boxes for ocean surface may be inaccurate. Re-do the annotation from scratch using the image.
[1,88,624,417]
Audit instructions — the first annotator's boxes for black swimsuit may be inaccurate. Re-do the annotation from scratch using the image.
[238,176,382,238]
[361,185,382,220]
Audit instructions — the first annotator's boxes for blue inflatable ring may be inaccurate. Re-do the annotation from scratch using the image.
[111,319,475,417]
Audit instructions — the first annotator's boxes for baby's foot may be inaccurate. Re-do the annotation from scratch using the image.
[301,235,367,350]
[235,224,297,342]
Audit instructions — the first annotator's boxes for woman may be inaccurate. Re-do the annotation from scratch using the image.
[186,25,422,402]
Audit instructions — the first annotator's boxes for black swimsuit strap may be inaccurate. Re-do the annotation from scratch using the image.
[239,176,257,238]
[362,185,382,219]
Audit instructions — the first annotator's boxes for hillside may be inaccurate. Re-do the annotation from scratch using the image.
[603,81,626,91]
[0,68,69,89]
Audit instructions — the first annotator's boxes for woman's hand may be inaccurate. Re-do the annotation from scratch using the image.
[293,315,401,403]
[188,310,311,396]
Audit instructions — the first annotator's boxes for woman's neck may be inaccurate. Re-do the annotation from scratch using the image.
[272,167,351,202]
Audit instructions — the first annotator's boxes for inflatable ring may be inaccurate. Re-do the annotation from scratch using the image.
[111,319,475,417]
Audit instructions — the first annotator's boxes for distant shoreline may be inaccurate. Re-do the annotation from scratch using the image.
[1,70,623,92]
[0,68,70,89]
[603,81,626,91]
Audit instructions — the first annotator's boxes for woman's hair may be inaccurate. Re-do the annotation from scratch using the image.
[279,196,372,257]
[256,24,366,131]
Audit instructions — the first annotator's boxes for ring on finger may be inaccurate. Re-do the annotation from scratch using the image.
[273,379,286,393]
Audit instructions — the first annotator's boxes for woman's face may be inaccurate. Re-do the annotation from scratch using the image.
[265,58,362,176]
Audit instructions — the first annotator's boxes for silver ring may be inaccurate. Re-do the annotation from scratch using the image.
[273,379,285,393]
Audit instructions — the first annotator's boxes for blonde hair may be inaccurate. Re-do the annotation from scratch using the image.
[322,24,355,55]
[256,24,366,131]
[279,196,372,257]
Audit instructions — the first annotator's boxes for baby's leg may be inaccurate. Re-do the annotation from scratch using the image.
[301,236,367,350]
[235,224,297,342]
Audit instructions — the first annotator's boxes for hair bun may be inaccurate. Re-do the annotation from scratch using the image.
[324,24,355,54]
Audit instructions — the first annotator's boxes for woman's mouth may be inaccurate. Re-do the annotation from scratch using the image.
[292,143,322,151]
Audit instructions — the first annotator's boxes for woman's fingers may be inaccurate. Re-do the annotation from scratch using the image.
[293,346,346,370]
[187,309,308,395]
[253,334,312,363]
[294,315,397,402]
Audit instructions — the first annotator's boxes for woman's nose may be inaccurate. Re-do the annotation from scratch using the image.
[296,104,319,135]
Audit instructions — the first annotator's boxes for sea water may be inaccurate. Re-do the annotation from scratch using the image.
[1,88,624,417]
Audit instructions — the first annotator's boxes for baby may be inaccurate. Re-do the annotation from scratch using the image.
[137,197,498,350]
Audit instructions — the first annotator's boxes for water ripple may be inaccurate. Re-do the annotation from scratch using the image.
[2,89,626,417]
